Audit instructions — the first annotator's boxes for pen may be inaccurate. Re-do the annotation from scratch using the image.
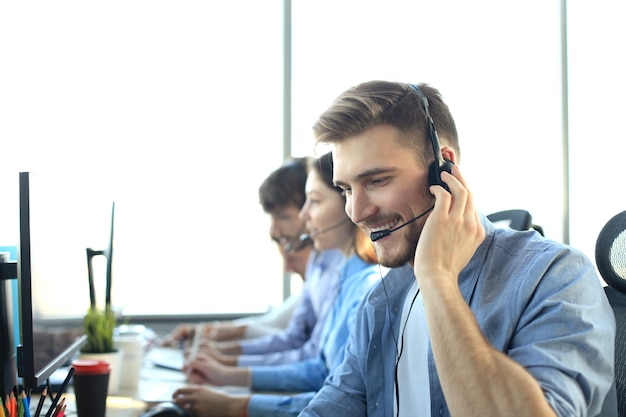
[186,323,204,378]
[45,367,74,417]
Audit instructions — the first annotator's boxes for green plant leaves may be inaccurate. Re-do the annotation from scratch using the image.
[82,305,117,353]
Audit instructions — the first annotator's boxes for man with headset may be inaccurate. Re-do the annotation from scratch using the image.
[299,81,616,417]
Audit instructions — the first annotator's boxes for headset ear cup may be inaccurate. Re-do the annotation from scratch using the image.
[428,160,454,192]
[441,160,454,175]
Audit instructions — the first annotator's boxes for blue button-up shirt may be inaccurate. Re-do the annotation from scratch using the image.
[239,249,345,366]
[247,253,382,417]
[300,215,616,417]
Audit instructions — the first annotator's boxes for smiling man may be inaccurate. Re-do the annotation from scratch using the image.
[300,81,616,417]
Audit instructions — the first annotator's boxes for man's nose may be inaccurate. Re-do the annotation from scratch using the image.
[348,189,376,224]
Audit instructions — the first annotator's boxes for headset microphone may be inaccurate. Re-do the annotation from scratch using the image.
[369,206,433,242]
[283,219,351,252]
[283,235,312,253]
[298,218,351,243]
[281,223,312,253]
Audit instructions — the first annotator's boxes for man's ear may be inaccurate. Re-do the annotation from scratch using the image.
[441,146,457,164]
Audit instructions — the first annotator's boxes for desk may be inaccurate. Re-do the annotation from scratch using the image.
[36,351,249,417]
[31,366,173,417]
[29,390,145,417]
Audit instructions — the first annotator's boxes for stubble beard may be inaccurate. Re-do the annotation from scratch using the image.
[376,219,422,268]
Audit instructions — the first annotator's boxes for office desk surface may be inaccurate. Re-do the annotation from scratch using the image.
[29,392,146,417]
[36,352,249,417]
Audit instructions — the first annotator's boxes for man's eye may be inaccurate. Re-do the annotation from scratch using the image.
[371,177,390,187]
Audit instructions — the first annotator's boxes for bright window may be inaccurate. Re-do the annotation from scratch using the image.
[1,1,623,320]
[292,0,625,268]
[567,0,626,261]
[0,1,286,317]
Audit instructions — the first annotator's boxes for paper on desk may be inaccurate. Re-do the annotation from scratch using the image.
[138,380,249,406]
[145,346,185,371]
[139,350,249,404]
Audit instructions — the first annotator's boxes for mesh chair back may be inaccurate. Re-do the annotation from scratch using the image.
[596,210,626,416]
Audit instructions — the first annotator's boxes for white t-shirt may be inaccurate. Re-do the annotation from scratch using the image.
[394,281,431,417]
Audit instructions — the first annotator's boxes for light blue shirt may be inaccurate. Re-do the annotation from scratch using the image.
[247,253,382,417]
[300,214,616,417]
[239,249,345,366]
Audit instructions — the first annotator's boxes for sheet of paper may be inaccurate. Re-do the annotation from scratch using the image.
[145,346,184,371]
[137,352,249,404]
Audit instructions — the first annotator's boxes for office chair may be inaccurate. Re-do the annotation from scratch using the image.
[596,210,626,416]
[486,209,545,236]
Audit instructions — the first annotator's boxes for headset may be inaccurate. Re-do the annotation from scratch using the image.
[408,83,454,191]
[369,84,453,242]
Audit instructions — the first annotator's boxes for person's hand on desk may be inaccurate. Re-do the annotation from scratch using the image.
[161,322,249,348]
[195,339,241,367]
[161,323,209,348]
[205,323,247,341]
[184,352,251,387]
[181,338,239,367]
[173,386,249,417]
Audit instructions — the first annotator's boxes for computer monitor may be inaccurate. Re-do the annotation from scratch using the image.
[16,172,113,390]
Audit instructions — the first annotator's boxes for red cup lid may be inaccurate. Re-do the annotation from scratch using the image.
[71,359,112,375]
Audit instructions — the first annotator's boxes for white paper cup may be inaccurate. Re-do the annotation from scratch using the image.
[113,334,145,389]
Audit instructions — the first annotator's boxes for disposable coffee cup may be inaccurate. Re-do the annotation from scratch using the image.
[114,333,145,389]
[71,359,111,417]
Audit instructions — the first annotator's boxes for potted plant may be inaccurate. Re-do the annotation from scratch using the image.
[79,202,123,393]
[83,203,117,354]
[79,305,122,394]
